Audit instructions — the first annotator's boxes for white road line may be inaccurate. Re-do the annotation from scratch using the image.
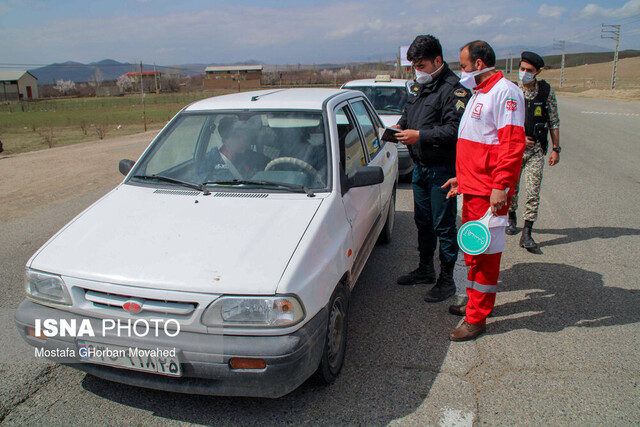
[581,111,640,117]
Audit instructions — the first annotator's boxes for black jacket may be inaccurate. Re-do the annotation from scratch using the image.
[398,64,471,166]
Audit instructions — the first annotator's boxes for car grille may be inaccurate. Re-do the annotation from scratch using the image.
[83,289,198,317]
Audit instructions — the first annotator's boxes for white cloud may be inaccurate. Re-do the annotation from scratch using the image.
[538,4,566,18]
[503,17,524,26]
[469,14,492,26]
[580,0,640,19]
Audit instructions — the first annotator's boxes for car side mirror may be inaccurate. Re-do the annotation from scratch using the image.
[346,166,384,189]
[119,159,135,176]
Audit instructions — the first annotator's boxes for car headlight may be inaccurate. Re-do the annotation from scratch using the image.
[25,269,72,306]
[201,296,305,328]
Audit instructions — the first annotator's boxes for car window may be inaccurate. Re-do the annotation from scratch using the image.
[132,111,329,190]
[343,86,408,115]
[145,115,206,176]
[351,100,382,158]
[336,106,366,176]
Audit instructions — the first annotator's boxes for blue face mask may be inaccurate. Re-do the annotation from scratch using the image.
[519,70,536,84]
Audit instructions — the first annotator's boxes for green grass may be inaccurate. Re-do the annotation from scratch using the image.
[0,90,236,155]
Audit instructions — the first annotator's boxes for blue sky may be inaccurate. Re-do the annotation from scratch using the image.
[1,0,639,67]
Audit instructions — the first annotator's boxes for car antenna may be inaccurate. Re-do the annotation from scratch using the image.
[251,89,285,102]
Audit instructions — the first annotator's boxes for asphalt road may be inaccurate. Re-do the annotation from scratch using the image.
[1,95,639,425]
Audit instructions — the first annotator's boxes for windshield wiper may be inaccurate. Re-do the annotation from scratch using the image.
[133,174,211,195]
[203,179,315,197]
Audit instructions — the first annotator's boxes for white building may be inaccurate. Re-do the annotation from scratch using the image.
[0,71,39,102]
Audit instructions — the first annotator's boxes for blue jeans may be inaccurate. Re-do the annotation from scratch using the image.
[412,164,459,265]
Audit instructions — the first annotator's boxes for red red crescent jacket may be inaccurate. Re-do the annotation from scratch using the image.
[456,71,526,196]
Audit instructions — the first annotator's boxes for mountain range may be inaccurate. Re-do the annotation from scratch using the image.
[27,42,622,84]
[29,59,265,84]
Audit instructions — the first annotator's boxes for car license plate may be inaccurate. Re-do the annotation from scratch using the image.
[77,340,181,377]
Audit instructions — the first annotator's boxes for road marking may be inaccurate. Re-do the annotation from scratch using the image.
[581,111,640,117]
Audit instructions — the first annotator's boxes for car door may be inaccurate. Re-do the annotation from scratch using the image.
[335,102,381,281]
[349,98,396,212]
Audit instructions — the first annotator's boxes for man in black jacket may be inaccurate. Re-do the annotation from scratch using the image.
[394,35,471,302]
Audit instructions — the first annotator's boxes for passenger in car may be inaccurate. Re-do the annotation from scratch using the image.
[201,117,269,181]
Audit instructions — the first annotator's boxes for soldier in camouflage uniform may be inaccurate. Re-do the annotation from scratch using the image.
[506,51,561,251]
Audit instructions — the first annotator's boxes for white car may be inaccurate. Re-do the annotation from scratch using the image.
[342,76,413,179]
[15,88,398,398]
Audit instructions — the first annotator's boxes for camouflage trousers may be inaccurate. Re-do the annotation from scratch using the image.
[509,143,544,222]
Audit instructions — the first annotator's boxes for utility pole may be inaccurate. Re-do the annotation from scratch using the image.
[554,40,566,88]
[601,24,621,90]
[140,61,147,132]
[153,63,159,94]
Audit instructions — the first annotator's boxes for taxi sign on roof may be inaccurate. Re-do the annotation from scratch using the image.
[374,75,392,82]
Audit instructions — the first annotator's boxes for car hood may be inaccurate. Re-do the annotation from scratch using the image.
[30,185,323,295]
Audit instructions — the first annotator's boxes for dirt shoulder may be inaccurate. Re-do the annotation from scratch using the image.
[557,88,640,101]
[0,131,157,224]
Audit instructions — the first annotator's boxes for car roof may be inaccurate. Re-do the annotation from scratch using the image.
[342,78,409,88]
[184,88,353,112]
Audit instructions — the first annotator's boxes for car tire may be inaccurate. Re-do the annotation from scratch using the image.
[315,285,349,384]
[378,188,396,244]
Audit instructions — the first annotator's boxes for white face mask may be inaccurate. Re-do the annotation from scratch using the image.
[415,63,444,84]
[519,70,536,84]
[459,66,495,90]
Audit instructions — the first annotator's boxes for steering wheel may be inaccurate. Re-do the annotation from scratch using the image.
[383,105,402,113]
[265,157,323,185]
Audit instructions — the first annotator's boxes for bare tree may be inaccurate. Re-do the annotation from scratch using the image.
[38,127,55,148]
[90,67,104,88]
[95,123,110,140]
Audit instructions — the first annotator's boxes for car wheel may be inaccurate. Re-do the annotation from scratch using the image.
[315,285,349,384]
[378,188,396,244]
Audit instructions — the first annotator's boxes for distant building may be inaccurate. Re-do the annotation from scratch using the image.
[204,65,263,90]
[0,71,39,102]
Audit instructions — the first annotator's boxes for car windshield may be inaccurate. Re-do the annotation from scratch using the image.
[130,111,329,191]
[345,86,408,115]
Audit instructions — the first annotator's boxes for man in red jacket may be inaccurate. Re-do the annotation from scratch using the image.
[442,41,526,341]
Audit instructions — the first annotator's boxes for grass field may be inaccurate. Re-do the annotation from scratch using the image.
[0,91,235,155]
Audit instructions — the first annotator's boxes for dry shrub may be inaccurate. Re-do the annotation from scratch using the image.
[95,123,110,140]
[37,127,55,148]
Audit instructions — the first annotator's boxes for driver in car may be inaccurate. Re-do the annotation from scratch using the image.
[202,117,269,180]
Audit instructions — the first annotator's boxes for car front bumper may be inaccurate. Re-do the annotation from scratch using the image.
[14,299,326,398]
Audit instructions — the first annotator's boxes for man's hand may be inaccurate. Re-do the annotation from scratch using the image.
[525,136,536,149]
[391,124,402,130]
[548,150,559,166]
[441,177,459,199]
[395,129,420,145]
[490,188,508,214]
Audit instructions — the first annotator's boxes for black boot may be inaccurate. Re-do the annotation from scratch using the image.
[424,262,456,302]
[505,211,518,235]
[397,257,436,286]
[519,220,539,250]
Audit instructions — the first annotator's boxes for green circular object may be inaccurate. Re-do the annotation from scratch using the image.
[458,220,491,255]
